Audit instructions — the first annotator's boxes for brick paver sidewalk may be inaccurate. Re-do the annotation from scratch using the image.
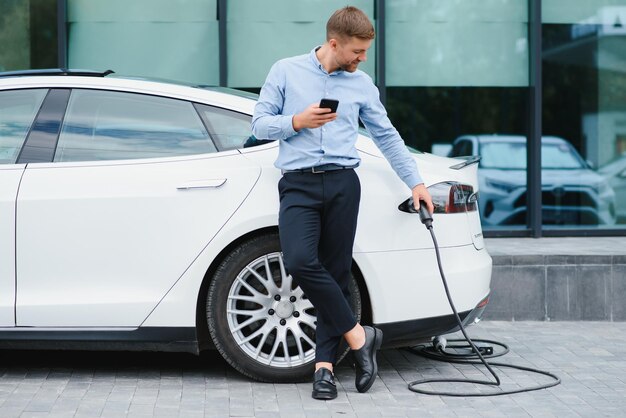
[0,321,624,417]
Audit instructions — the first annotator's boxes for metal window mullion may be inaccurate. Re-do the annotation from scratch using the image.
[528,0,542,237]
[17,89,71,164]
[375,0,386,105]
[57,0,67,68]
[218,0,227,87]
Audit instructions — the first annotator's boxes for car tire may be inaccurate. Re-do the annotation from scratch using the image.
[206,233,361,382]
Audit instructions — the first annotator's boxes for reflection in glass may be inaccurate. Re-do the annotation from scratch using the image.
[480,140,587,169]
[55,90,216,162]
[0,89,48,164]
[542,2,626,227]
[386,87,528,154]
[449,135,615,227]
[197,105,254,151]
[600,153,626,223]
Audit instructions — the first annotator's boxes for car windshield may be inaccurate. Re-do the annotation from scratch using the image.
[480,141,585,169]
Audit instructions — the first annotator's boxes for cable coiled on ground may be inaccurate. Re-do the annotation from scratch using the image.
[406,211,561,397]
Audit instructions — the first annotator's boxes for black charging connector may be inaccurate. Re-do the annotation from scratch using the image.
[402,198,560,397]
[398,197,433,228]
[418,204,433,229]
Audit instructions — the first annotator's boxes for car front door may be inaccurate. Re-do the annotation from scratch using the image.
[15,89,260,327]
[0,88,48,326]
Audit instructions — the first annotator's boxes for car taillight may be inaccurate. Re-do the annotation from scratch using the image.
[428,182,478,214]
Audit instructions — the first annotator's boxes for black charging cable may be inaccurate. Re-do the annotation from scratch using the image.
[400,199,561,396]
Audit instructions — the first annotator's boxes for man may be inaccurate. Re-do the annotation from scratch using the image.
[252,6,434,400]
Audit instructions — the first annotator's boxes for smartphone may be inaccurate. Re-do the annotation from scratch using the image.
[319,98,339,113]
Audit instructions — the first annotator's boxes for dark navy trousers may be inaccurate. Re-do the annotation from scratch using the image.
[278,169,361,363]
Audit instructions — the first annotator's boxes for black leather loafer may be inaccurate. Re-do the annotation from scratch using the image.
[312,367,337,400]
[353,326,383,393]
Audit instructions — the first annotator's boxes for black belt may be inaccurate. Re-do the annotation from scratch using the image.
[283,163,358,174]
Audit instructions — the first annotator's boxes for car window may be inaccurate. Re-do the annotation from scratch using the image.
[0,89,48,164]
[450,139,473,157]
[541,143,585,169]
[54,89,216,162]
[481,142,526,168]
[196,105,256,151]
[481,141,585,169]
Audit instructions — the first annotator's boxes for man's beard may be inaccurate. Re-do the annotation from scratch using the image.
[340,61,359,72]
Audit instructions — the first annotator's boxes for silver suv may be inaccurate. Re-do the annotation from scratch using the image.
[448,135,616,226]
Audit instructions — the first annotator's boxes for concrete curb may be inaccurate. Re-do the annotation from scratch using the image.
[483,246,626,321]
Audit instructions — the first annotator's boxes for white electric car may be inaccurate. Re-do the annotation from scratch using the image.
[0,70,491,382]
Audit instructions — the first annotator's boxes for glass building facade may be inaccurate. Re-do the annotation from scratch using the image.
[1,0,626,237]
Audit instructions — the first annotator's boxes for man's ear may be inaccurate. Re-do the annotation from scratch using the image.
[328,38,338,50]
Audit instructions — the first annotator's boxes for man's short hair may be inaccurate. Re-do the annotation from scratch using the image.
[326,6,375,41]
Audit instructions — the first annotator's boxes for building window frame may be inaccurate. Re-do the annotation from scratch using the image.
[54,0,626,237]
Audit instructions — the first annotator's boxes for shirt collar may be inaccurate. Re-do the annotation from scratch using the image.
[310,46,344,76]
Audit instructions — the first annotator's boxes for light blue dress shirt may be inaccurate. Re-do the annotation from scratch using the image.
[251,47,423,189]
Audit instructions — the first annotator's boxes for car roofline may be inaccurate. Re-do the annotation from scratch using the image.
[0,69,259,102]
[0,68,115,78]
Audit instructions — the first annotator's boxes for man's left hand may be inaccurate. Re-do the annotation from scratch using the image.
[412,183,434,214]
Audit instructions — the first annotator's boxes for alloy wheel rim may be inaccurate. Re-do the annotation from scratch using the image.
[227,252,317,367]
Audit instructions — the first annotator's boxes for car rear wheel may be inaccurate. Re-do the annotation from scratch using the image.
[206,233,361,382]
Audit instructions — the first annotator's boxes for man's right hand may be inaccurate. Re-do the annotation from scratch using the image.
[292,103,337,131]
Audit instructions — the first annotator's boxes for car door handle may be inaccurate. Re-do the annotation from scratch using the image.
[176,179,227,190]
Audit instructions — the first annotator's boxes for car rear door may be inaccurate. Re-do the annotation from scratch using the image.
[15,88,260,327]
[0,88,48,326]
[0,166,23,326]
